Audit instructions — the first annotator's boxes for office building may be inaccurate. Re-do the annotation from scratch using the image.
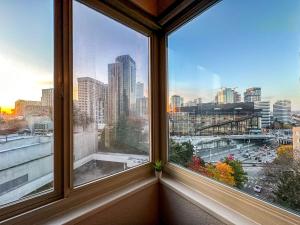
[136,97,148,118]
[254,101,271,128]
[136,82,144,99]
[41,88,54,109]
[244,87,261,102]
[215,88,236,104]
[77,77,107,126]
[273,100,291,124]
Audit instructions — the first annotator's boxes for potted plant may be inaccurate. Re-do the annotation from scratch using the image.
[153,160,163,179]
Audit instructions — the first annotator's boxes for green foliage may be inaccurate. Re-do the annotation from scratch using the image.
[273,171,300,211]
[224,157,248,189]
[169,139,194,167]
[153,160,163,171]
[115,117,148,154]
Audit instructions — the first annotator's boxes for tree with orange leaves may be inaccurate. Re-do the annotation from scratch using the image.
[213,162,236,186]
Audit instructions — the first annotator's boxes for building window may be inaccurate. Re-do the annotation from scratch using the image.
[168,0,300,214]
[73,1,150,186]
[0,0,54,206]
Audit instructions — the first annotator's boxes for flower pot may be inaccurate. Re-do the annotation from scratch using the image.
[155,170,162,179]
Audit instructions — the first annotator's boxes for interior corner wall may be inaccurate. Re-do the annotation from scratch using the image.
[159,184,226,225]
[75,183,159,225]
[73,182,226,225]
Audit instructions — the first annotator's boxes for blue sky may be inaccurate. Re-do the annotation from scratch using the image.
[0,0,149,108]
[0,0,53,108]
[73,1,149,97]
[168,0,300,110]
[1,0,299,111]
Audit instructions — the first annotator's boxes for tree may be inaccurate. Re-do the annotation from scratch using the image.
[273,171,300,211]
[187,156,207,175]
[224,156,248,189]
[169,139,194,167]
[276,145,293,159]
[213,162,236,186]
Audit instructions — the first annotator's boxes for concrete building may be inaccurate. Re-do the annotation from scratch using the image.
[41,88,54,109]
[136,82,144,99]
[14,100,42,117]
[77,77,107,126]
[254,101,271,128]
[170,95,184,111]
[244,87,261,102]
[136,97,148,118]
[273,100,291,124]
[293,127,300,159]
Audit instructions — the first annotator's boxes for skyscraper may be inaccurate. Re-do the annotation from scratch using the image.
[107,55,137,125]
[273,100,291,124]
[108,62,123,124]
[244,87,261,102]
[136,82,144,99]
[77,77,107,126]
[116,55,136,114]
[215,88,234,104]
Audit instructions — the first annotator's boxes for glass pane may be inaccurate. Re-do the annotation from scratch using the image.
[168,0,300,215]
[0,1,54,206]
[73,1,150,186]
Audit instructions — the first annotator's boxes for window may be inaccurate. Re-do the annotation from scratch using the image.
[168,0,300,214]
[73,1,150,186]
[0,0,54,206]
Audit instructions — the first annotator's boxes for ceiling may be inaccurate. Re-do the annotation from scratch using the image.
[130,0,181,17]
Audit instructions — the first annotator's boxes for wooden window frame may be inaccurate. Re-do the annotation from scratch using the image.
[160,1,300,224]
[2,0,299,224]
[0,0,160,222]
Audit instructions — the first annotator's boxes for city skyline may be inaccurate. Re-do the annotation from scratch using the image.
[0,0,149,110]
[168,0,300,110]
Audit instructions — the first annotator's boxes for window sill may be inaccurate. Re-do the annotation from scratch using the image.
[163,163,300,225]
[42,177,158,225]
[1,163,153,225]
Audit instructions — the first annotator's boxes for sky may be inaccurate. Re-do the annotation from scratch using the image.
[168,0,300,111]
[73,1,149,98]
[0,0,149,110]
[0,0,54,110]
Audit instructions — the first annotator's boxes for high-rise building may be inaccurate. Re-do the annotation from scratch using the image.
[273,100,291,124]
[170,95,183,111]
[136,97,148,118]
[116,55,136,113]
[136,82,144,99]
[108,62,123,125]
[41,88,54,109]
[215,88,234,104]
[233,91,241,103]
[244,87,261,102]
[107,55,137,125]
[77,77,107,126]
[254,101,270,128]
